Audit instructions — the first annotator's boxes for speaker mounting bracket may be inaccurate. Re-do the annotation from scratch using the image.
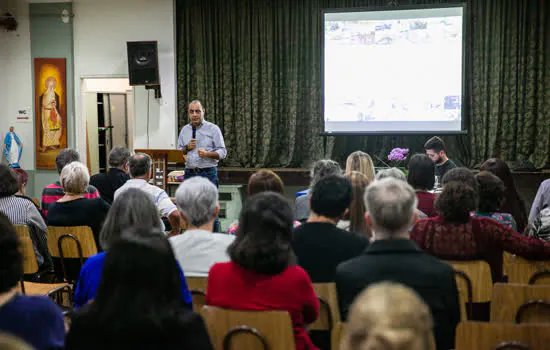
[146,84,162,99]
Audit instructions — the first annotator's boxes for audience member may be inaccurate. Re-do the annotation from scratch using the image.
[345,151,375,184]
[12,168,43,218]
[0,164,51,271]
[529,178,550,228]
[473,171,517,230]
[375,167,406,181]
[0,213,64,349]
[206,192,319,350]
[89,146,131,204]
[411,182,550,283]
[480,158,528,232]
[115,153,181,236]
[341,282,435,350]
[228,169,301,234]
[293,175,369,283]
[295,159,342,222]
[47,162,110,248]
[424,136,457,180]
[66,229,212,349]
[73,188,192,308]
[336,178,459,350]
[337,171,371,238]
[41,148,100,216]
[441,167,478,190]
[171,177,234,276]
[408,154,437,217]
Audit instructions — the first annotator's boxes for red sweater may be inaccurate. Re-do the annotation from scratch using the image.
[411,216,550,282]
[206,262,320,350]
[416,191,437,217]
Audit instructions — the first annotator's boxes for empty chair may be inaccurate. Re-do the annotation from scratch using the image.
[491,283,550,323]
[506,255,550,285]
[201,306,295,350]
[455,322,550,350]
[446,260,493,319]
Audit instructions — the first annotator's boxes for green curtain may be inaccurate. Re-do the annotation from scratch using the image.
[176,0,550,169]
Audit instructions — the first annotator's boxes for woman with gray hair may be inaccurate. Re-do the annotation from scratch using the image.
[73,188,193,309]
[47,161,110,251]
[171,177,235,277]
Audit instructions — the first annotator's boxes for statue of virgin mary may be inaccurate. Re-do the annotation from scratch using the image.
[3,126,23,168]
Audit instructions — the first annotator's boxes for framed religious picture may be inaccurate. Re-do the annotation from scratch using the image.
[34,58,67,169]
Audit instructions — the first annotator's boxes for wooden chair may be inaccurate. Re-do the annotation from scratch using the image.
[491,283,550,323]
[446,260,493,319]
[310,283,341,332]
[14,225,31,238]
[18,236,72,307]
[46,226,98,282]
[31,197,40,208]
[331,322,346,350]
[200,306,295,350]
[455,322,550,350]
[506,255,550,285]
[457,284,469,321]
[186,276,208,311]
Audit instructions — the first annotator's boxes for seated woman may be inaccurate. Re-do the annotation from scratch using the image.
[337,171,371,239]
[342,282,435,350]
[207,192,319,350]
[227,169,300,234]
[473,171,517,230]
[66,229,212,349]
[0,213,65,349]
[410,181,550,283]
[47,161,110,248]
[345,151,376,184]
[407,154,437,217]
[74,188,192,308]
[480,158,528,232]
[0,164,51,272]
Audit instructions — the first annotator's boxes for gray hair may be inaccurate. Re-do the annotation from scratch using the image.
[55,148,80,174]
[375,167,407,182]
[99,188,163,250]
[364,178,418,234]
[188,100,204,109]
[108,146,132,168]
[310,159,342,188]
[129,153,152,178]
[60,161,89,194]
[175,177,218,228]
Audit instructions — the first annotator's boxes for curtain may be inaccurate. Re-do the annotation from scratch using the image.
[176,0,550,169]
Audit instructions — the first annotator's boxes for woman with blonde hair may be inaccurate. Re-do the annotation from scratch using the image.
[341,282,435,350]
[345,151,375,184]
[338,171,371,238]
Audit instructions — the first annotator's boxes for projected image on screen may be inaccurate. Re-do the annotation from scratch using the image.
[323,6,465,134]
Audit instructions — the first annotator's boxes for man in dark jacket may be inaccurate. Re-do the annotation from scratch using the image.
[90,147,131,204]
[336,177,460,350]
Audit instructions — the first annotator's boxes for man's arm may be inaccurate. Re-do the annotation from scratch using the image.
[197,125,227,160]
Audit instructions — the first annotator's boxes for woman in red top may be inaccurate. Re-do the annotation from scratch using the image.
[206,192,320,350]
[411,181,550,283]
[407,154,437,217]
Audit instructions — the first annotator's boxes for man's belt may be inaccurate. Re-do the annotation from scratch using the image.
[185,167,215,173]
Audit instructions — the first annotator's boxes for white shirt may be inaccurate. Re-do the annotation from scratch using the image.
[114,179,177,218]
[169,229,235,277]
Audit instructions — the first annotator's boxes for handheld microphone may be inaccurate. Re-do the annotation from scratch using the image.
[192,127,196,139]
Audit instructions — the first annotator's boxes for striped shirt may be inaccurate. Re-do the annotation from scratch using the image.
[41,181,100,216]
[0,195,52,268]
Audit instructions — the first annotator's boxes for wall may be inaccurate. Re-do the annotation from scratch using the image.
[73,0,177,154]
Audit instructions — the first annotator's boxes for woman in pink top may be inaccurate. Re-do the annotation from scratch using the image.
[207,192,319,350]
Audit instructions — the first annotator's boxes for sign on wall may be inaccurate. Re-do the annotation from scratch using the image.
[34,58,67,170]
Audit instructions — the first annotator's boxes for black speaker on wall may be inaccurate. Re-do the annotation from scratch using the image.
[127,41,159,86]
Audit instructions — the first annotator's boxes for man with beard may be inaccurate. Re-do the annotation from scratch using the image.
[424,136,457,181]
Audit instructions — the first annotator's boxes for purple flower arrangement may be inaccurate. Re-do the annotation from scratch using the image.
[388,148,409,162]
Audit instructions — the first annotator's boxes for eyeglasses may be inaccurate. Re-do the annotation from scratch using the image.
[189,109,202,114]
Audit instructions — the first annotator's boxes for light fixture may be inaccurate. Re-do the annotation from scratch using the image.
[61,9,70,24]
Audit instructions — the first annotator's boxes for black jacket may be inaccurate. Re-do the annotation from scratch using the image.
[336,239,460,350]
[89,168,130,204]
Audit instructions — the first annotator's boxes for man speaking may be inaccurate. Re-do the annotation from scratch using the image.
[178,100,227,186]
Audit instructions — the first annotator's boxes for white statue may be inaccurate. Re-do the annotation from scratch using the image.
[3,126,23,168]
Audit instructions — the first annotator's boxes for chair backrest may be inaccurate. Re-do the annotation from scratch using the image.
[19,236,38,275]
[491,283,550,323]
[187,277,208,311]
[506,255,550,285]
[46,226,98,259]
[331,322,346,350]
[455,322,550,350]
[13,225,30,239]
[310,283,341,331]
[200,306,296,350]
[446,260,493,319]
[457,284,468,321]
[31,197,40,208]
